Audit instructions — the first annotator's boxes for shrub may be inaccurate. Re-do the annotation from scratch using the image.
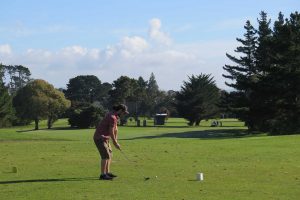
[68,105,105,128]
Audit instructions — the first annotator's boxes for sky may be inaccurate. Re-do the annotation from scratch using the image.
[0,0,299,91]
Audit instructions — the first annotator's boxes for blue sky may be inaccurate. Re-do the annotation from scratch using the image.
[0,0,299,90]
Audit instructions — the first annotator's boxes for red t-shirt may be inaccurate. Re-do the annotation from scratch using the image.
[93,112,118,141]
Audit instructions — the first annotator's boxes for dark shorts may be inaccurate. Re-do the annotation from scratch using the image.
[94,139,112,159]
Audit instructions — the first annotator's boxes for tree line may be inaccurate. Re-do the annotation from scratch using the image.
[222,11,300,134]
[0,64,219,129]
[0,64,71,129]
[0,11,299,134]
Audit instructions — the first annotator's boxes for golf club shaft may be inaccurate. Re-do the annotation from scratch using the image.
[120,150,148,179]
[120,150,133,162]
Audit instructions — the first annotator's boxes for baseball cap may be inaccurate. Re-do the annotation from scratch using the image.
[120,104,129,114]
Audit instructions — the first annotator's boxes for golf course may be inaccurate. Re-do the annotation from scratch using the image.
[0,118,299,200]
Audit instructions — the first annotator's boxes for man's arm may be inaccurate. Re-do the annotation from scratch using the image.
[109,125,120,150]
[114,127,118,140]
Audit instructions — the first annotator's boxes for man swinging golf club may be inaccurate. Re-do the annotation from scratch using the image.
[94,104,129,180]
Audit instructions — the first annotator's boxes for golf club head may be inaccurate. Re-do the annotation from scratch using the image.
[144,177,150,181]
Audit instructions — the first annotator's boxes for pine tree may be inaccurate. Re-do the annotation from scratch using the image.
[256,11,273,73]
[0,83,13,127]
[222,20,257,126]
[247,11,274,131]
[134,77,148,117]
[175,74,220,126]
[145,73,160,116]
[264,12,300,134]
[223,11,300,134]
[4,65,31,94]
[0,64,13,127]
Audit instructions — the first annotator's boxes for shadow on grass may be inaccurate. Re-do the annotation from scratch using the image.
[16,126,89,133]
[0,177,99,184]
[125,125,190,128]
[124,125,246,129]
[50,127,91,131]
[16,129,38,133]
[0,138,74,142]
[121,129,257,140]
[154,125,244,128]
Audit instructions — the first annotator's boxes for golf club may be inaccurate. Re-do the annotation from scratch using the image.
[119,149,150,181]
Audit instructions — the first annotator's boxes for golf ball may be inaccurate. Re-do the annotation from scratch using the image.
[155,176,158,178]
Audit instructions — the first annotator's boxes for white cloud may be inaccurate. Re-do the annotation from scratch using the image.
[0,18,235,91]
[88,48,101,60]
[61,46,88,56]
[0,44,12,55]
[149,18,172,46]
[120,36,148,53]
[112,36,149,59]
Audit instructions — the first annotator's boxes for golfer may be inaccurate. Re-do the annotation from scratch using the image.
[94,104,129,180]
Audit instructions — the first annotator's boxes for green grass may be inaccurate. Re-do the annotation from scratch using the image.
[0,118,299,200]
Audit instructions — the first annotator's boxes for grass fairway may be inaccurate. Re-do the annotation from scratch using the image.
[0,118,299,200]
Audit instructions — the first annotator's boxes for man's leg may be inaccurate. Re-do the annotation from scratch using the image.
[106,158,111,173]
[99,159,112,180]
[95,139,112,180]
[101,159,108,175]
[106,143,112,174]
[105,146,117,177]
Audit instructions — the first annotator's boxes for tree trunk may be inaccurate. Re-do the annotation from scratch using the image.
[188,120,195,126]
[195,119,201,126]
[34,119,39,130]
[47,117,52,129]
